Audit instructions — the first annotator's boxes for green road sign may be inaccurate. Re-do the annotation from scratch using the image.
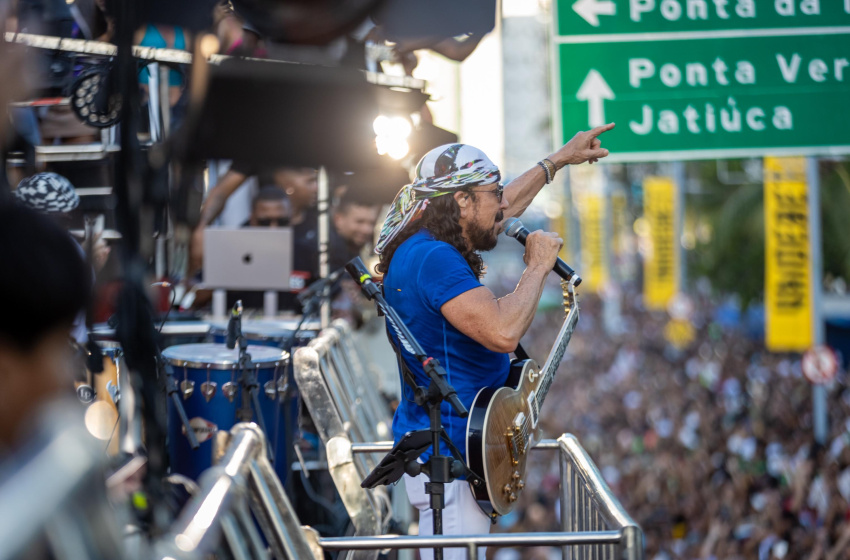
[558,0,850,36]
[553,0,850,160]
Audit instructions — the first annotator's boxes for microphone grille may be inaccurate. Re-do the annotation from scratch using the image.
[503,218,524,238]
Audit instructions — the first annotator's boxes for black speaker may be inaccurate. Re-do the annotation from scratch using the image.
[231,0,385,45]
[178,58,427,171]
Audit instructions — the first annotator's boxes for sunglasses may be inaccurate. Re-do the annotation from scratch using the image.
[255,217,291,227]
[469,184,504,203]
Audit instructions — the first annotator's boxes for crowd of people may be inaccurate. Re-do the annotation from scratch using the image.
[494,279,850,560]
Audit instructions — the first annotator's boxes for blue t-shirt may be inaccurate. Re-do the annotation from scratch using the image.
[385,229,510,464]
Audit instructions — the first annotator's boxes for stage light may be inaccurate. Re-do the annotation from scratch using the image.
[375,135,409,160]
[387,139,410,160]
[70,67,121,128]
[374,115,412,160]
[373,115,412,138]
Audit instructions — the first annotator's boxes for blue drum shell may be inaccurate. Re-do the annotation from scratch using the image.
[163,343,292,481]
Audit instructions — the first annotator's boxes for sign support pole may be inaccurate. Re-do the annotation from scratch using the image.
[318,166,331,329]
[807,157,827,444]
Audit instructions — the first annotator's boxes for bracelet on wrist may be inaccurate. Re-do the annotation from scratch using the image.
[543,158,557,177]
[537,160,552,184]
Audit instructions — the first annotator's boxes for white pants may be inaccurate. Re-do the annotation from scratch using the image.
[404,473,491,560]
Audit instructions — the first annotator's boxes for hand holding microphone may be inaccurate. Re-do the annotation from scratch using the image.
[522,230,562,270]
[503,218,582,286]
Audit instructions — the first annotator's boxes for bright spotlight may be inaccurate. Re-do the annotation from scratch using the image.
[373,115,392,136]
[373,115,412,139]
[388,117,412,138]
[388,140,409,160]
[374,114,413,159]
[376,136,409,159]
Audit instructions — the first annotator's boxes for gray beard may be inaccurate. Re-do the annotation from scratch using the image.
[467,210,504,252]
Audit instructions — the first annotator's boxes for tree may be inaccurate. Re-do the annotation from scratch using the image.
[689,159,850,309]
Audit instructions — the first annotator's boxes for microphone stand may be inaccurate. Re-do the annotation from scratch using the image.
[345,257,469,560]
[226,301,273,460]
[158,354,199,451]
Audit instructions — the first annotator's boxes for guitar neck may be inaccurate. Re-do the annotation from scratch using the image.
[535,286,579,410]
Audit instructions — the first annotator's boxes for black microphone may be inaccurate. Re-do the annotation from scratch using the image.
[503,217,582,286]
[225,300,243,350]
[296,267,346,306]
[345,257,381,300]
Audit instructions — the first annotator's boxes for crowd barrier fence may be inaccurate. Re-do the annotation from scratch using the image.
[293,321,394,560]
[295,321,644,560]
[156,422,323,560]
[0,402,124,560]
[333,435,644,560]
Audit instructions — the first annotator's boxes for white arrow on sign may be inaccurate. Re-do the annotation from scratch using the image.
[576,69,615,128]
[572,0,616,27]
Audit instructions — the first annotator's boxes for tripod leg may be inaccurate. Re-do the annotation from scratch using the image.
[168,379,199,450]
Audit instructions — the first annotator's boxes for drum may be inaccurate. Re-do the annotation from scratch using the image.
[207,319,321,487]
[162,343,291,481]
[75,342,123,455]
[208,318,321,349]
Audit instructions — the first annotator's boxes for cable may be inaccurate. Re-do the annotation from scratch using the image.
[298,468,344,524]
[150,281,176,333]
[105,417,119,454]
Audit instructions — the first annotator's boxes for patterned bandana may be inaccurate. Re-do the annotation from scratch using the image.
[375,143,500,254]
[14,172,79,214]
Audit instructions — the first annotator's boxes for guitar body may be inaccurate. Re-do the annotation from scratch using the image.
[465,281,579,516]
[466,358,541,516]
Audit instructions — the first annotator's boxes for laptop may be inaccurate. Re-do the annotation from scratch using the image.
[203,228,294,291]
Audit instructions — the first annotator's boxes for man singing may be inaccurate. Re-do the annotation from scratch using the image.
[375,124,614,559]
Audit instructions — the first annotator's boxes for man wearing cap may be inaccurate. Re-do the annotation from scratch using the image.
[375,123,614,558]
[13,172,109,344]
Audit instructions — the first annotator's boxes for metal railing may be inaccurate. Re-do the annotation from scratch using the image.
[294,321,643,559]
[318,434,645,560]
[295,320,415,560]
[156,423,322,560]
[293,327,391,553]
[325,320,393,442]
[0,401,124,560]
[4,32,426,90]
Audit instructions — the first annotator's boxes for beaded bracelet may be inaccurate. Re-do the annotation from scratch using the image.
[537,160,552,184]
[538,158,558,184]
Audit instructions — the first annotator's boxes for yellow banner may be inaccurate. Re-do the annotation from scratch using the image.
[643,176,678,310]
[764,156,812,351]
[577,192,608,292]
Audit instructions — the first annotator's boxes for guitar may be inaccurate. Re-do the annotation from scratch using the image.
[465,280,579,516]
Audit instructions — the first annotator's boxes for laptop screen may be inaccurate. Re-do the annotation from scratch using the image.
[203,228,294,291]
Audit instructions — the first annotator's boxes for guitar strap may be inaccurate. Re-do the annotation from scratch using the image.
[514,342,530,362]
[379,285,485,487]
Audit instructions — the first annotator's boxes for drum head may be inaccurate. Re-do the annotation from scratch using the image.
[97,340,122,359]
[210,318,321,341]
[258,318,322,333]
[85,401,118,441]
[162,343,289,369]
[209,320,295,342]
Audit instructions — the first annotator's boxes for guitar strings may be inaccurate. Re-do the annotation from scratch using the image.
[514,286,575,452]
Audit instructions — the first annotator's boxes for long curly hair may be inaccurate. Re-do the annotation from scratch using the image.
[376,191,484,278]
